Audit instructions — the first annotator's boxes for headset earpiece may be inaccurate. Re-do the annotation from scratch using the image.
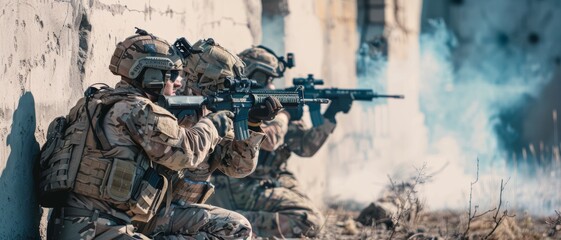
[141,68,165,90]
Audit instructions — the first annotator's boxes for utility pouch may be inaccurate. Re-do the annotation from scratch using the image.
[173,178,215,205]
[40,117,67,164]
[74,155,112,199]
[38,117,72,207]
[129,168,166,222]
[106,158,137,202]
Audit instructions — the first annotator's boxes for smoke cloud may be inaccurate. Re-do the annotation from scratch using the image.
[328,19,557,215]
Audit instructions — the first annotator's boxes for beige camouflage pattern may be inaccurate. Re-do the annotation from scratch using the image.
[47,198,150,240]
[134,92,265,239]
[251,118,336,178]
[105,81,221,172]
[210,175,324,238]
[209,118,336,238]
[140,203,252,240]
[238,47,280,77]
[175,109,265,182]
[260,112,289,152]
[183,38,245,96]
[45,80,255,239]
[109,34,183,80]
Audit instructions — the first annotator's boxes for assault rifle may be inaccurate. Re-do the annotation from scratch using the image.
[159,77,329,140]
[286,74,404,127]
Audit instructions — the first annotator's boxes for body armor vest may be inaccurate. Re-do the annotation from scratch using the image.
[38,85,166,222]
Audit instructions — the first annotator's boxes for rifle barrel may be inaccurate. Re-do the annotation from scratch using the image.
[373,94,405,99]
[302,98,330,104]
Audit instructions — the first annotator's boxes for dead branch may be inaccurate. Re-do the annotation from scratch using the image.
[483,178,516,239]
[462,158,480,238]
[388,163,427,240]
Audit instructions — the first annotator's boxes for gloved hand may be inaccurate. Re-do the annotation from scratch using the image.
[323,97,353,123]
[248,96,283,123]
[206,110,234,137]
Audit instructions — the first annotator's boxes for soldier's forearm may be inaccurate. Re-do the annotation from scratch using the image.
[217,131,265,178]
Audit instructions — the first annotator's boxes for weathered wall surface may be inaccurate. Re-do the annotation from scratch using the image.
[0,0,260,238]
[323,0,426,206]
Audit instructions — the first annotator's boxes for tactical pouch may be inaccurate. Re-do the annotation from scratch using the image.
[129,168,166,222]
[38,117,72,207]
[172,178,215,205]
[74,154,112,200]
[106,158,137,201]
[74,154,141,205]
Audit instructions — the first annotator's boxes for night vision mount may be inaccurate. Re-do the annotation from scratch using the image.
[174,37,203,59]
[256,45,295,77]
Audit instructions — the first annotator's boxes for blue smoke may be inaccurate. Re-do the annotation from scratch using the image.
[419,19,552,171]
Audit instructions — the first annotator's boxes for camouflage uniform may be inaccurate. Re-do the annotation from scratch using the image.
[209,111,336,238]
[138,108,264,240]
[47,81,262,239]
[138,39,279,240]
[44,33,264,240]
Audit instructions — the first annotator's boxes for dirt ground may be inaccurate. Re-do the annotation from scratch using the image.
[316,206,560,240]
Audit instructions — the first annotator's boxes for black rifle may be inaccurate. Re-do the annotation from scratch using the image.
[159,77,329,140]
[286,74,404,127]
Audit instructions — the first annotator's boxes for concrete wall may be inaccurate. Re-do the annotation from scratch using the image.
[0,0,261,238]
[262,0,358,208]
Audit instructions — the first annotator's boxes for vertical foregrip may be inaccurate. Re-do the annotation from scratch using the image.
[308,103,324,127]
[233,107,250,140]
[234,119,249,140]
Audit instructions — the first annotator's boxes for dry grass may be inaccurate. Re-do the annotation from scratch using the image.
[319,159,557,240]
[319,207,554,240]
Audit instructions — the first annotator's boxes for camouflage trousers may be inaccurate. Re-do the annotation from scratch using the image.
[139,202,252,240]
[47,202,252,239]
[208,172,324,238]
[47,207,150,240]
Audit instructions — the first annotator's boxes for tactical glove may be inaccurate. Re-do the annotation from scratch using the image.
[206,110,234,137]
[248,96,284,123]
[323,97,353,123]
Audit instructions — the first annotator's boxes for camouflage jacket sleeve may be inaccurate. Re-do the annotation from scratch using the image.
[260,111,290,151]
[284,117,336,157]
[114,97,221,171]
[214,130,265,178]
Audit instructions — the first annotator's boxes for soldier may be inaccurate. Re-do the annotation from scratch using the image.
[208,46,352,238]
[39,30,271,239]
[138,38,283,240]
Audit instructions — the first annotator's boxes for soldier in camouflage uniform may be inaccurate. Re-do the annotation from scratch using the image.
[208,46,352,238]
[40,31,273,239]
[138,38,283,240]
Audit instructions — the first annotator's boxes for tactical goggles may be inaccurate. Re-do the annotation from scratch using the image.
[168,70,180,82]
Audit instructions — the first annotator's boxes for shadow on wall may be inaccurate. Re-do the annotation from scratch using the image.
[0,92,41,238]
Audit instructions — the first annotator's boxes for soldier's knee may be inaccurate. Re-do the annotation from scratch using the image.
[209,209,252,239]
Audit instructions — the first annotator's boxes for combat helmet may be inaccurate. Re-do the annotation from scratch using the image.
[109,28,183,93]
[238,46,294,87]
[183,38,245,96]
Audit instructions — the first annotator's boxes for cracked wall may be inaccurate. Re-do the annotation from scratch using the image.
[0,0,261,238]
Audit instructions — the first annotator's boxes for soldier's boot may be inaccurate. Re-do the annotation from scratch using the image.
[238,210,324,238]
